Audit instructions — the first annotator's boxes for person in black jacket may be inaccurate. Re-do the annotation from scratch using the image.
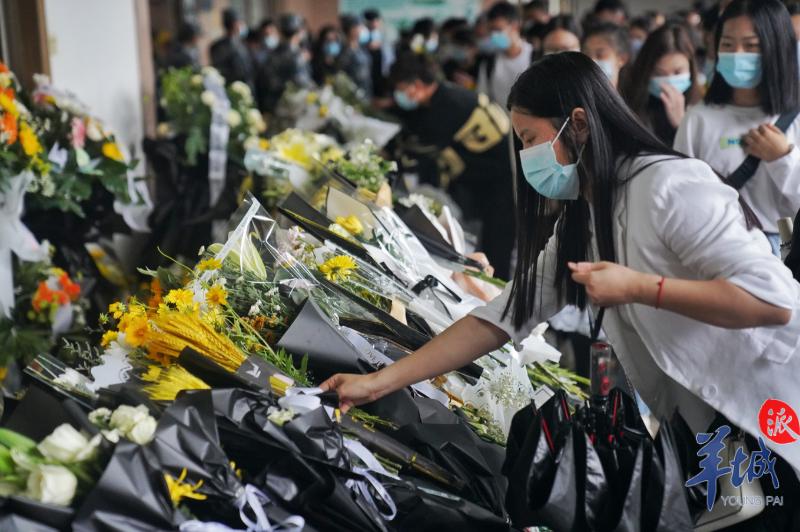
[209,9,254,88]
[257,14,313,113]
[338,14,373,99]
[389,53,516,279]
[165,22,200,69]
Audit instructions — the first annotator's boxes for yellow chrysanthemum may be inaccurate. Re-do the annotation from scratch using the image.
[108,301,125,319]
[318,104,329,118]
[335,215,363,236]
[322,146,344,163]
[102,142,124,162]
[258,138,270,150]
[101,330,118,347]
[164,468,207,507]
[202,306,225,328]
[277,142,311,168]
[123,315,150,347]
[196,257,222,272]
[305,92,319,104]
[165,288,195,309]
[205,284,228,307]
[0,92,18,118]
[19,122,42,157]
[318,255,357,282]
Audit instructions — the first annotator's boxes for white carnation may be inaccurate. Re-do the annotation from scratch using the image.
[191,74,203,86]
[201,90,217,107]
[226,109,242,127]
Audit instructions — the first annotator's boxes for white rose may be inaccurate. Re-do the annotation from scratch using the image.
[110,404,149,434]
[200,90,216,107]
[191,74,203,86]
[38,424,90,463]
[101,429,120,443]
[88,407,112,427]
[86,119,103,141]
[226,110,242,127]
[26,464,77,506]
[127,416,157,445]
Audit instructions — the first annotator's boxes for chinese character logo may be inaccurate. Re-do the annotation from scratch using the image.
[685,425,779,511]
[759,399,800,445]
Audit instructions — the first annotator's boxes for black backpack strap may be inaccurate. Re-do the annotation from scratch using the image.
[726,107,800,190]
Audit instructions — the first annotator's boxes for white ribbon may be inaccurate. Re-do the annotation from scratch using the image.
[203,74,230,208]
[342,438,398,521]
[0,171,47,318]
[179,484,305,532]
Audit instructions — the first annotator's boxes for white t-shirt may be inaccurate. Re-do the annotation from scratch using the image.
[674,102,800,233]
[479,41,533,106]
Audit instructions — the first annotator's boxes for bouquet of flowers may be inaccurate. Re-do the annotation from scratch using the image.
[0,63,50,191]
[158,66,267,166]
[0,253,85,367]
[28,74,139,215]
[329,139,396,201]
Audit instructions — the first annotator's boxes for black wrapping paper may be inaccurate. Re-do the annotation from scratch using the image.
[72,440,180,532]
[0,512,62,532]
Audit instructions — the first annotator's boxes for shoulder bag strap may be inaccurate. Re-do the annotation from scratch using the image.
[726,107,800,190]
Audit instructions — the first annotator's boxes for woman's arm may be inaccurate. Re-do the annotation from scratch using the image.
[569,261,791,328]
[321,315,509,412]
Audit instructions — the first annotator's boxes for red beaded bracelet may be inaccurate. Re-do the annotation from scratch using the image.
[655,276,666,309]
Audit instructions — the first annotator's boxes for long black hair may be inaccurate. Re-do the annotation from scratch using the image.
[705,0,800,115]
[620,23,702,144]
[503,52,685,329]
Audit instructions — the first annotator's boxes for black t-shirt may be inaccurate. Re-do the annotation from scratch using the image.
[396,82,513,191]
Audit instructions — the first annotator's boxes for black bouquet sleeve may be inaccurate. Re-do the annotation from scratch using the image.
[72,441,181,532]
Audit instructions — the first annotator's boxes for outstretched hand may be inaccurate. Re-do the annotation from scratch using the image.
[319,373,384,413]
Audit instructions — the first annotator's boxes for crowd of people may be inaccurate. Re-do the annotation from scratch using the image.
[153,0,800,275]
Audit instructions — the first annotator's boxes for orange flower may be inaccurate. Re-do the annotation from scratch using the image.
[148,278,163,308]
[1,112,17,144]
[0,63,9,74]
[31,282,52,312]
[58,272,81,301]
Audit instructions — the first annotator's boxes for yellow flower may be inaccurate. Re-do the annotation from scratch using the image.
[165,288,195,310]
[101,330,118,347]
[305,92,319,104]
[19,122,42,157]
[318,255,357,282]
[318,104,329,118]
[108,301,125,319]
[335,215,363,236]
[164,468,207,507]
[258,138,270,150]
[277,142,311,168]
[0,92,18,118]
[322,146,344,163]
[196,257,222,272]
[205,284,228,307]
[102,141,124,162]
[123,315,150,347]
[203,306,225,328]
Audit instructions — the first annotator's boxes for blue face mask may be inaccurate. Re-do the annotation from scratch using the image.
[490,31,511,52]
[425,37,439,53]
[239,25,248,38]
[324,41,341,57]
[630,38,644,56]
[394,89,418,110]
[265,35,279,50]
[594,59,616,81]
[519,117,583,200]
[370,29,382,43]
[359,27,370,45]
[716,52,762,89]
[648,73,692,97]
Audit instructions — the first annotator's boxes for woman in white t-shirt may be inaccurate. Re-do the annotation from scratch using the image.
[674,0,800,253]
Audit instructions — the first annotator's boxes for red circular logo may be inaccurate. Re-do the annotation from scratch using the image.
[758,399,800,445]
